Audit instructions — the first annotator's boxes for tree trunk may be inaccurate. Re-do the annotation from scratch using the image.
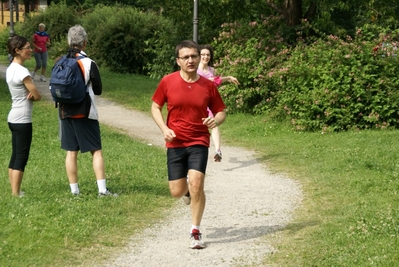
[283,0,302,26]
[304,1,317,22]
[266,0,302,27]
[24,0,30,14]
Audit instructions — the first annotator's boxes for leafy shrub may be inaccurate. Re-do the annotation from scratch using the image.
[0,29,12,56]
[212,17,399,132]
[143,29,179,79]
[269,26,399,132]
[212,15,292,114]
[0,10,74,59]
[81,4,176,74]
[14,3,81,59]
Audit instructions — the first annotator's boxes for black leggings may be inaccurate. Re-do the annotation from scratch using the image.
[8,123,32,172]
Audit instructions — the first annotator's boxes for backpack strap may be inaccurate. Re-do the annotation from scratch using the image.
[65,48,90,87]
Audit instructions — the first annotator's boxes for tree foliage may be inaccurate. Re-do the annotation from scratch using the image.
[12,0,398,131]
[81,4,177,74]
[212,13,399,131]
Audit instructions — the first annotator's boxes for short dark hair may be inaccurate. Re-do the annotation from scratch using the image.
[7,35,28,57]
[199,44,214,66]
[175,40,200,58]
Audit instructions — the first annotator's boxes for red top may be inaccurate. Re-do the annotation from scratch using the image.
[152,71,226,148]
[33,33,49,53]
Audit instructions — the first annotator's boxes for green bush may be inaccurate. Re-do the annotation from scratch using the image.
[143,29,179,79]
[0,29,11,57]
[212,17,399,132]
[272,27,399,132]
[12,3,81,59]
[3,3,398,133]
[212,15,292,114]
[81,4,177,74]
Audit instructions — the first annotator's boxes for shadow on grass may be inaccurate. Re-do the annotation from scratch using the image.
[279,220,319,234]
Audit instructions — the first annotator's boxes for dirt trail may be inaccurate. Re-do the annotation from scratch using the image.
[1,65,302,266]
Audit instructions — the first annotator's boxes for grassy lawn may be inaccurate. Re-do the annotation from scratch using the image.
[98,69,399,266]
[0,74,174,266]
[221,115,399,266]
[1,55,399,266]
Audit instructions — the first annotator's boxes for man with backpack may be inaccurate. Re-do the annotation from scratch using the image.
[55,25,117,197]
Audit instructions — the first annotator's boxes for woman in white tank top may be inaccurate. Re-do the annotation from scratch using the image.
[6,35,41,197]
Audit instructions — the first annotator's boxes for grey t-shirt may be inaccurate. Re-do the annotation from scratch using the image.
[6,62,33,123]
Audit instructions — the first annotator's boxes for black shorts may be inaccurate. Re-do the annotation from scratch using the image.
[60,118,102,153]
[167,145,209,181]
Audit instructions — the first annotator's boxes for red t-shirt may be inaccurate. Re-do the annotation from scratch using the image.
[152,71,226,148]
[33,33,49,53]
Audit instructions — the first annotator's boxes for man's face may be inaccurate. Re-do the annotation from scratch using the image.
[176,47,200,74]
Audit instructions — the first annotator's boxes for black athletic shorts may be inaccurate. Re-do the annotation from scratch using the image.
[60,118,102,153]
[167,145,209,181]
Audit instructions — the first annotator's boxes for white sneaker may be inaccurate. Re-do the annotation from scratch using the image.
[12,191,25,198]
[182,191,191,205]
[30,71,35,79]
[98,189,118,197]
[214,149,222,162]
[39,76,46,82]
[190,229,205,249]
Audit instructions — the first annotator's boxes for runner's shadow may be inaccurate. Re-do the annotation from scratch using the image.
[205,220,318,245]
[223,157,258,172]
[205,225,282,244]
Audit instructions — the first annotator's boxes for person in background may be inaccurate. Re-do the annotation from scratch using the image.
[197,44,239,162]
[58,25,117,197]
[6,35,42,197]
[31,23,50,82]
[151,40,226,249]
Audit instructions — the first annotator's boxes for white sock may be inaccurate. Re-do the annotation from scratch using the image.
[97,179,107,193]
[70,183,79,194]
[191,225,200,233]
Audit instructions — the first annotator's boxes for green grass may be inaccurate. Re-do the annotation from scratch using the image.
[100,71,160,112]
[221,115,399,266]
[2,54,399,266]
[0,81,174,267]
[95,70,399,266]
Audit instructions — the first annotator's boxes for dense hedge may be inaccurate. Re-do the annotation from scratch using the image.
[213,18,399,132]
[2,3,398,132]
[273,33,399,132]
[0,3,177,75]
[81,5,177,74]
[0,3,82,59]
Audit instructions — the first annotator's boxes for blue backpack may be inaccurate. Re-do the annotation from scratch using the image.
[49,54,87,104]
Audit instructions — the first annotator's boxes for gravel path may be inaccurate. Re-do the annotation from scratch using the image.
[93,99,302,267]
[1,66,302,266]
